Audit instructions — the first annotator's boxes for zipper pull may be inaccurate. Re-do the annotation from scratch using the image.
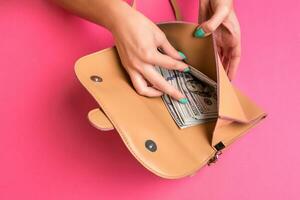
[207,141,225,166]
[208,150,223,166]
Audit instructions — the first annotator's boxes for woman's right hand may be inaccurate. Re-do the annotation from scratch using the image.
[108,2,190,103]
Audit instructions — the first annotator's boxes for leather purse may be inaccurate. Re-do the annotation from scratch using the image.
[74,0,266,179]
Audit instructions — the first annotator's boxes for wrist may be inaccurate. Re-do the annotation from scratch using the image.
[104,1,135,33]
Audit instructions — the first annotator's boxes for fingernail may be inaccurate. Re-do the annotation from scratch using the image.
[178,51,187,60]
[194,28,205,38]
[179,98,188,104]
[183,67,190,73]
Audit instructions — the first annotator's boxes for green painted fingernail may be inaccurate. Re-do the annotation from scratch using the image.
[178,51,187,60]
[194,28,205,38]
[179,98,188,104]
[183,67,190,73]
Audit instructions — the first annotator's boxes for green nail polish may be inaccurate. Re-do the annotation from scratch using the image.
[178,51,187,60]
[194,28,205,38]
[183,67,190,73]
[179,98,188,104]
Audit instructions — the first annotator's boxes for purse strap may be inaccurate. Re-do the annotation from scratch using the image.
[169,0,183,21]
[131,0,183,21]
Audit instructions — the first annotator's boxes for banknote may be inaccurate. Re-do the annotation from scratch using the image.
[155,65,218,129]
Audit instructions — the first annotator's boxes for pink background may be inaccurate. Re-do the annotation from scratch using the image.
[1,0,299,199]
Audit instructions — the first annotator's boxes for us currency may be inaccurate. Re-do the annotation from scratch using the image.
[155,66,218,129]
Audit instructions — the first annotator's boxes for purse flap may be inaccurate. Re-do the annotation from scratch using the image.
[75,47,219,179]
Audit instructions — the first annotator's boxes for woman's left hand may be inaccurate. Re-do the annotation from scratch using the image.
[194,0,241,81]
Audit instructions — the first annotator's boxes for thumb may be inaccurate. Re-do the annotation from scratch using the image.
[194,6,230,38]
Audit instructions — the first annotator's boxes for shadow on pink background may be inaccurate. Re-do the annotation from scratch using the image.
[0,0,299,199]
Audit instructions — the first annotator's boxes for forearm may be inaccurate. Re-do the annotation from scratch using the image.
[53,0,132,31]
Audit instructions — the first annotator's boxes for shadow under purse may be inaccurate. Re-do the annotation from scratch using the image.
[74,0,267,179]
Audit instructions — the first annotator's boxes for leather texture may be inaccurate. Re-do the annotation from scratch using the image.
[74,1,266,179]
[88,108,114,131]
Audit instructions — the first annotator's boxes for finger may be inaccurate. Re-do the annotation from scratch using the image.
[128,69,163,97]
[141,64,187,102]
[159,39,184,60]
[227,44,241,80]
[150,52,190,72]
[221,47,231,73]
[227,55,240,81]
[194,6,230,37]
[217,46,224,59]
[222,55,231,73]
[199,0,210,23]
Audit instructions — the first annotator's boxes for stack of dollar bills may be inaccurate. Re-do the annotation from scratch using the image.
[155,66,218,129]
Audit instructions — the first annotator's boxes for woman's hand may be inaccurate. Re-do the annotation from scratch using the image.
[109,2,190,103]
[54,0,189,103]
[194,0,241,80]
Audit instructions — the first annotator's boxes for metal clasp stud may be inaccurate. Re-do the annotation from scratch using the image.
[90,75,103,82]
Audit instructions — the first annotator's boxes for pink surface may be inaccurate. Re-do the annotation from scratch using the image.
[0,0,299,199]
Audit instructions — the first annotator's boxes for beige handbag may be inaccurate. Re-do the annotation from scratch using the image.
[75,0,266,179]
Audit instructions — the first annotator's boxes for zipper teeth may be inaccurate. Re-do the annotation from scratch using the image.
[208,150,222,165]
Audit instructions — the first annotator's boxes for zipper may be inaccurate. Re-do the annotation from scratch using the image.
[207,141,225,166]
